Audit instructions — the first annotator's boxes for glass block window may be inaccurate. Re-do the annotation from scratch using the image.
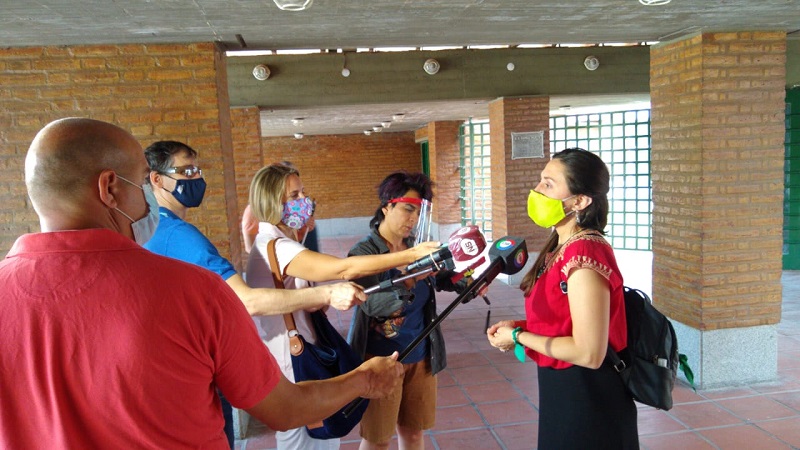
[550,110,652,250]
[459,119,493,242]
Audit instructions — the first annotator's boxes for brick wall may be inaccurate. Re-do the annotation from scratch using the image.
[0,43,236,259]
[256,132,421,220]
[489,96,551,249]
[427,121,462,226]
[231,106,263,269]
[650,32,786,330]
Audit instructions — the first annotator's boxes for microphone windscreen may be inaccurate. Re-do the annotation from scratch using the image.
[447,225,487,263]
[488,236,529,275]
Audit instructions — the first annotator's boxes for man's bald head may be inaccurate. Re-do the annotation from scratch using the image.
[25,118,145,227]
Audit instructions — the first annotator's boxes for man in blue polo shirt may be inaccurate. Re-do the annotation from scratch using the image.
[143,141,367,447]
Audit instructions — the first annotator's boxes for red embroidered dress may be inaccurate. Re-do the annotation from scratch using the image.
[524,230,627,369]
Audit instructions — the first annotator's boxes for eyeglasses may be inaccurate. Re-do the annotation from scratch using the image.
[163,165,202,178]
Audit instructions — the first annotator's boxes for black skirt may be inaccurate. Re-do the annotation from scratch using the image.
[537,361,638,450]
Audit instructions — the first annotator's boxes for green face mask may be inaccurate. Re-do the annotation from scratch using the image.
[527,190,575,228]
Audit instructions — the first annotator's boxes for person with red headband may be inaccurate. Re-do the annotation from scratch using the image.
[348,171,465,450]
[244,163,440,450]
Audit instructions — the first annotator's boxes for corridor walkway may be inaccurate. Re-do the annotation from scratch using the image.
[236,235,800,450]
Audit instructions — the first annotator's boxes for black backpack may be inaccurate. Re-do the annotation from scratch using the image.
[606,286,693,410]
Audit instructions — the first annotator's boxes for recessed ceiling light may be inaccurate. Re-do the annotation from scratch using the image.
[273,0,314,11]
[252,64,271,80]
[423,59,440,75]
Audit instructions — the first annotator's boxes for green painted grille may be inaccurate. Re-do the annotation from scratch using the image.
[550,110,652,251]
[458,119,493,242]
[785,89,800,269]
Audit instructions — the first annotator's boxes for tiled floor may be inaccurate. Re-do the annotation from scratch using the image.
[236,235,800,450]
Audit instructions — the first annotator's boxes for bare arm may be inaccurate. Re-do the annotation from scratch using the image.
[284,242,441,282]
[245,352,403,431]
[487,268,610,369]
[225,273,366,316]
[243,232,256,254]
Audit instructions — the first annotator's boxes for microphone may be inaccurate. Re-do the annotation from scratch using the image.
[405,246,452,273]
[364,226,488,295]
[473,236,529,283]
[342,235,527,418]
[487,236,529,275]
[457,236,528,305]
[406,225,487,273]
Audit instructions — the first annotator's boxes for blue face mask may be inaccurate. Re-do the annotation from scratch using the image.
[168,177,206,208]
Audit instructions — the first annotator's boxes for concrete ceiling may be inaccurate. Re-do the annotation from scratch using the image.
[257,94,653,137]
[2,0,798,137]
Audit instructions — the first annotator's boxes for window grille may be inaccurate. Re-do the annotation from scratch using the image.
[550,110,652,250]
[459,119,493,242]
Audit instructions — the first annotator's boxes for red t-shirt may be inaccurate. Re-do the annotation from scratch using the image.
[524,231,627,369]
[0,229,281,449]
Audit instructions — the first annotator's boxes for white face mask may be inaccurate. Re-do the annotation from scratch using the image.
[115,175,160,245]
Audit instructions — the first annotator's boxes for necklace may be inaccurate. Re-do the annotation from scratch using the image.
[554,227,585,252]
[539,228,587,277]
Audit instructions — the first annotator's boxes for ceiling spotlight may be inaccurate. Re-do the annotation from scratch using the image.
[363,130,372,136]
[341,51,351,77]
[291,118,304,126]
[423,58,440,75]
[252,64,271,80]
[380,121,392,129]
[372,125,383,132]
[392,113,405,121]
[583,55,600,71]
[293,132,304,139]
[507,62,515,71]
[273,0,314,11]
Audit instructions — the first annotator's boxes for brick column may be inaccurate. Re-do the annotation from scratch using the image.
[650,32,786,387]
[426,121,463,240]
[231,106,264,269]
[488,96,551,283]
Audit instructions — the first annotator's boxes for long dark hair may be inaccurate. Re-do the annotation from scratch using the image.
[369,171,434,229]
[520,148,610,295]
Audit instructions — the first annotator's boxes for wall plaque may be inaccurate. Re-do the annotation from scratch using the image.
[511,131,544,159]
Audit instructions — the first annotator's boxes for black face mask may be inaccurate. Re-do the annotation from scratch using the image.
[168,177,207,208]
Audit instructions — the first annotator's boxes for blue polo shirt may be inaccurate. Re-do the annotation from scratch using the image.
[144,207,237,281]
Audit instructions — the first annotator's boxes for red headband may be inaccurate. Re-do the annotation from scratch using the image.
[388,197,423,206]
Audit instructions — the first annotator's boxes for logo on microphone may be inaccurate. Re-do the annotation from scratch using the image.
[459,239,480,256]
[514,249,527,268]
[496,238,515,250]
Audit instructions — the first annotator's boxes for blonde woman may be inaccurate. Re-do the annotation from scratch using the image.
[245,163,439,450]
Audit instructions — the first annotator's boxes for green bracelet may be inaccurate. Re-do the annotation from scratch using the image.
[511,327,526,363]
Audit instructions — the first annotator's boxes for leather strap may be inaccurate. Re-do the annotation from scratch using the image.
[267,239,304,356]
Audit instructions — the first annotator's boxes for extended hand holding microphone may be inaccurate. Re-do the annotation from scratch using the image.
[363,225,488,295]
[343,234,528,417]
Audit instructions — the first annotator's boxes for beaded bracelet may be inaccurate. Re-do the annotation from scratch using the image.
[511,327,526,363]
